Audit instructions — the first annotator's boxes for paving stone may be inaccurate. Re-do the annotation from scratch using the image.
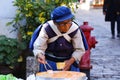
[75,7,120,80]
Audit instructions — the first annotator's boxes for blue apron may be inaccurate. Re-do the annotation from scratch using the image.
[39,60,80,72]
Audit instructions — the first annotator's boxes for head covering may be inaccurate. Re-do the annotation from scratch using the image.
[51,6,74,22]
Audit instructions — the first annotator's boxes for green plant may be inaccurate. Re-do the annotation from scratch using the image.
[7,0,78,46]
[0,35,26,68]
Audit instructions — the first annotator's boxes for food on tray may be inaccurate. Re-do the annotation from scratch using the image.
[36,71,87,80]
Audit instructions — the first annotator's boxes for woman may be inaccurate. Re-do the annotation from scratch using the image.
[33,6,85,72]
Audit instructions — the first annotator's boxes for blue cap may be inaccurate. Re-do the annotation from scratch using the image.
[51,6,74,22]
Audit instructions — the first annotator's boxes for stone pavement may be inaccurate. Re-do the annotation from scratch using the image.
[74,7,120,80]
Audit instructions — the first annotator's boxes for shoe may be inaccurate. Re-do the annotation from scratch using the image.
[117,34,120,38]
[111,36,115,39]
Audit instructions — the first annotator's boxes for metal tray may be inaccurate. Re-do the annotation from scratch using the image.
[36,76,87,80]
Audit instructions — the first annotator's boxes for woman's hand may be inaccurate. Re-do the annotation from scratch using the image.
[63,57,75,71]
[36,53,46,64]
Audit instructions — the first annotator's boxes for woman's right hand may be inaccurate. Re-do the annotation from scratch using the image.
[36,53,46,64]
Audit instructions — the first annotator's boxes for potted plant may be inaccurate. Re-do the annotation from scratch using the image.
[0,35,26,74]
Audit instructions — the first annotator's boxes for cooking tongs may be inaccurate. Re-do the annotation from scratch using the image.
[43,61,53,71]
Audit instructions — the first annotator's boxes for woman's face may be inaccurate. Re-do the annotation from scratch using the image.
[55,19,72,33]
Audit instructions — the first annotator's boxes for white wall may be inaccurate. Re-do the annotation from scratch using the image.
[0,0,17,38]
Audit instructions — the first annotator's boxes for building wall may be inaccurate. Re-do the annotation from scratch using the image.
[0,0,17,38]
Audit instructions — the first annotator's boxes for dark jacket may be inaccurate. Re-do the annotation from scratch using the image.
[103,0,120,21]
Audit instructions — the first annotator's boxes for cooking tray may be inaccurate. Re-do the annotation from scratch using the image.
[36,71,87,80]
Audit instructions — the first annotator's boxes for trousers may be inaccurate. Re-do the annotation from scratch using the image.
[111,15,120,36]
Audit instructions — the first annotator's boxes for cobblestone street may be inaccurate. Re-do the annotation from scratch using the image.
[75,7,120,80]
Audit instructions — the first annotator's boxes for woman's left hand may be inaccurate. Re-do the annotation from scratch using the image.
[63,57,75,71]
